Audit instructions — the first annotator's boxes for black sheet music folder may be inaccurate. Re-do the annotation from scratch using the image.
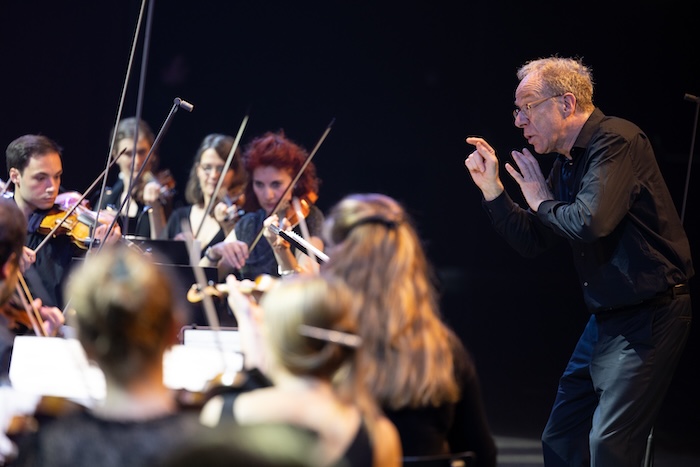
[123,237,193,265]
[70,257,234,327]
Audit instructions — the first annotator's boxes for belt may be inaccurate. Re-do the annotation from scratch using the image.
[669,283,690,297]
[597,283,690,314]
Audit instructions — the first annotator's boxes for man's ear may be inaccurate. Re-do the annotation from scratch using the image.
[9,167,21,185]
[562,93,576,116]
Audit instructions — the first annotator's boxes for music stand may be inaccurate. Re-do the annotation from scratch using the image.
[125,237,192,265]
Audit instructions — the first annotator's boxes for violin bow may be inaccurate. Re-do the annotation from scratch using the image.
[15,273,48,337]
[248,118,335,253]
[92,0,149,240]
[181,220,238,376]
[95,97,194,253]
[193,113,249,240]
[31,150,126,256]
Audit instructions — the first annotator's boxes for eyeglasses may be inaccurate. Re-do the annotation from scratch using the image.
[199,164,226,174]
[123,148,149,158]
[513,94,562,119]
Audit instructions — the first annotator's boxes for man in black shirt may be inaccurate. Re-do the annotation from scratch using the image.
[464,56,693,466]
[5,134,121,309]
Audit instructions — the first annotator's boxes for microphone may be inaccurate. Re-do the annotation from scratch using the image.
[684,93,700,104]
[174,97,194,112]
[268,224,329,264]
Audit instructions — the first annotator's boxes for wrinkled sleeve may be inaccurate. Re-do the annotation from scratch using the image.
[537,132,639,243]
[483,191,562,258]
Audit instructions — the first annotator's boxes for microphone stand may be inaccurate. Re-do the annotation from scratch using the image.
[643,91,699,467]
[95,97,193,253]
[680,93,699,225]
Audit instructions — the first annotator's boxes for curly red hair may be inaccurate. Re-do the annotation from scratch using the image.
[241,130,320,212]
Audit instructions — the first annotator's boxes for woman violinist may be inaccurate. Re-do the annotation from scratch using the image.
[162,134,247,254]
[200,130,324,280]
[94,117,175,239]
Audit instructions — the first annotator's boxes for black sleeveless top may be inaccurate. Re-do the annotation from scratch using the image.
[215,369,374,467]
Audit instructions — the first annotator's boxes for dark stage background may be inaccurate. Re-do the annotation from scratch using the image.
[2,0,699,452]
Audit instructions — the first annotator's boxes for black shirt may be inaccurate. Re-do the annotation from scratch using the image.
[484,108,694,311]
[233,205,324,280]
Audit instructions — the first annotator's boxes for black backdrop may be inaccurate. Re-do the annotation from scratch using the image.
[2,0,698,447]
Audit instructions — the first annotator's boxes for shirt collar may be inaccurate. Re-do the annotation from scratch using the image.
[571,107,605,159]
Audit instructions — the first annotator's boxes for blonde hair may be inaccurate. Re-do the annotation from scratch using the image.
[517,56,595,112]
[259,275,358,385]
[322,193,460,409]
[65,245,181,385]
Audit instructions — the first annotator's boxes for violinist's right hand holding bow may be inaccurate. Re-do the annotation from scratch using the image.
[224,274,267,372]
[262,214,300,275]
[92,223,122,248]
[31,298,65,337]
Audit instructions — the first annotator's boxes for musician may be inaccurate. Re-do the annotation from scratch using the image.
[9,244,207,467]
[0,198,28,381]
[163,133,247,253]
[200,274,402,466]
[5,134,121,310]
[0,198,63,381]
[200,130,324,280]
[95,117,174,239]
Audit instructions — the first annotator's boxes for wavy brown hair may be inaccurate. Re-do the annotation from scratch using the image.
[184,133,247,206]
[322,193,460,409]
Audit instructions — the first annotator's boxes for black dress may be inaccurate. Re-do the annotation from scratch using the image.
[383,337,498,467]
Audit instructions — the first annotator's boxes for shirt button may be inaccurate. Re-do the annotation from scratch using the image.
[583,281,589,287]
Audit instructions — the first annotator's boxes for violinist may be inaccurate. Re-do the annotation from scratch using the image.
[162,133,247,253]
[0,198,29,381]
[9,244,207,467]
[95,117,175,239]
[199,274,402,466]
[0,198,63,382]
[200,130,324,280]
[5,134,121,310]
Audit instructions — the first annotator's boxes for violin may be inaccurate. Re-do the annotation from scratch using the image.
[37,204,116,250]
[141,169,176,205]
[221,193,246,223]
[187,274,277,303]
[279,191,318,228]
[248,123,332,255]
[0,301,33,330]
